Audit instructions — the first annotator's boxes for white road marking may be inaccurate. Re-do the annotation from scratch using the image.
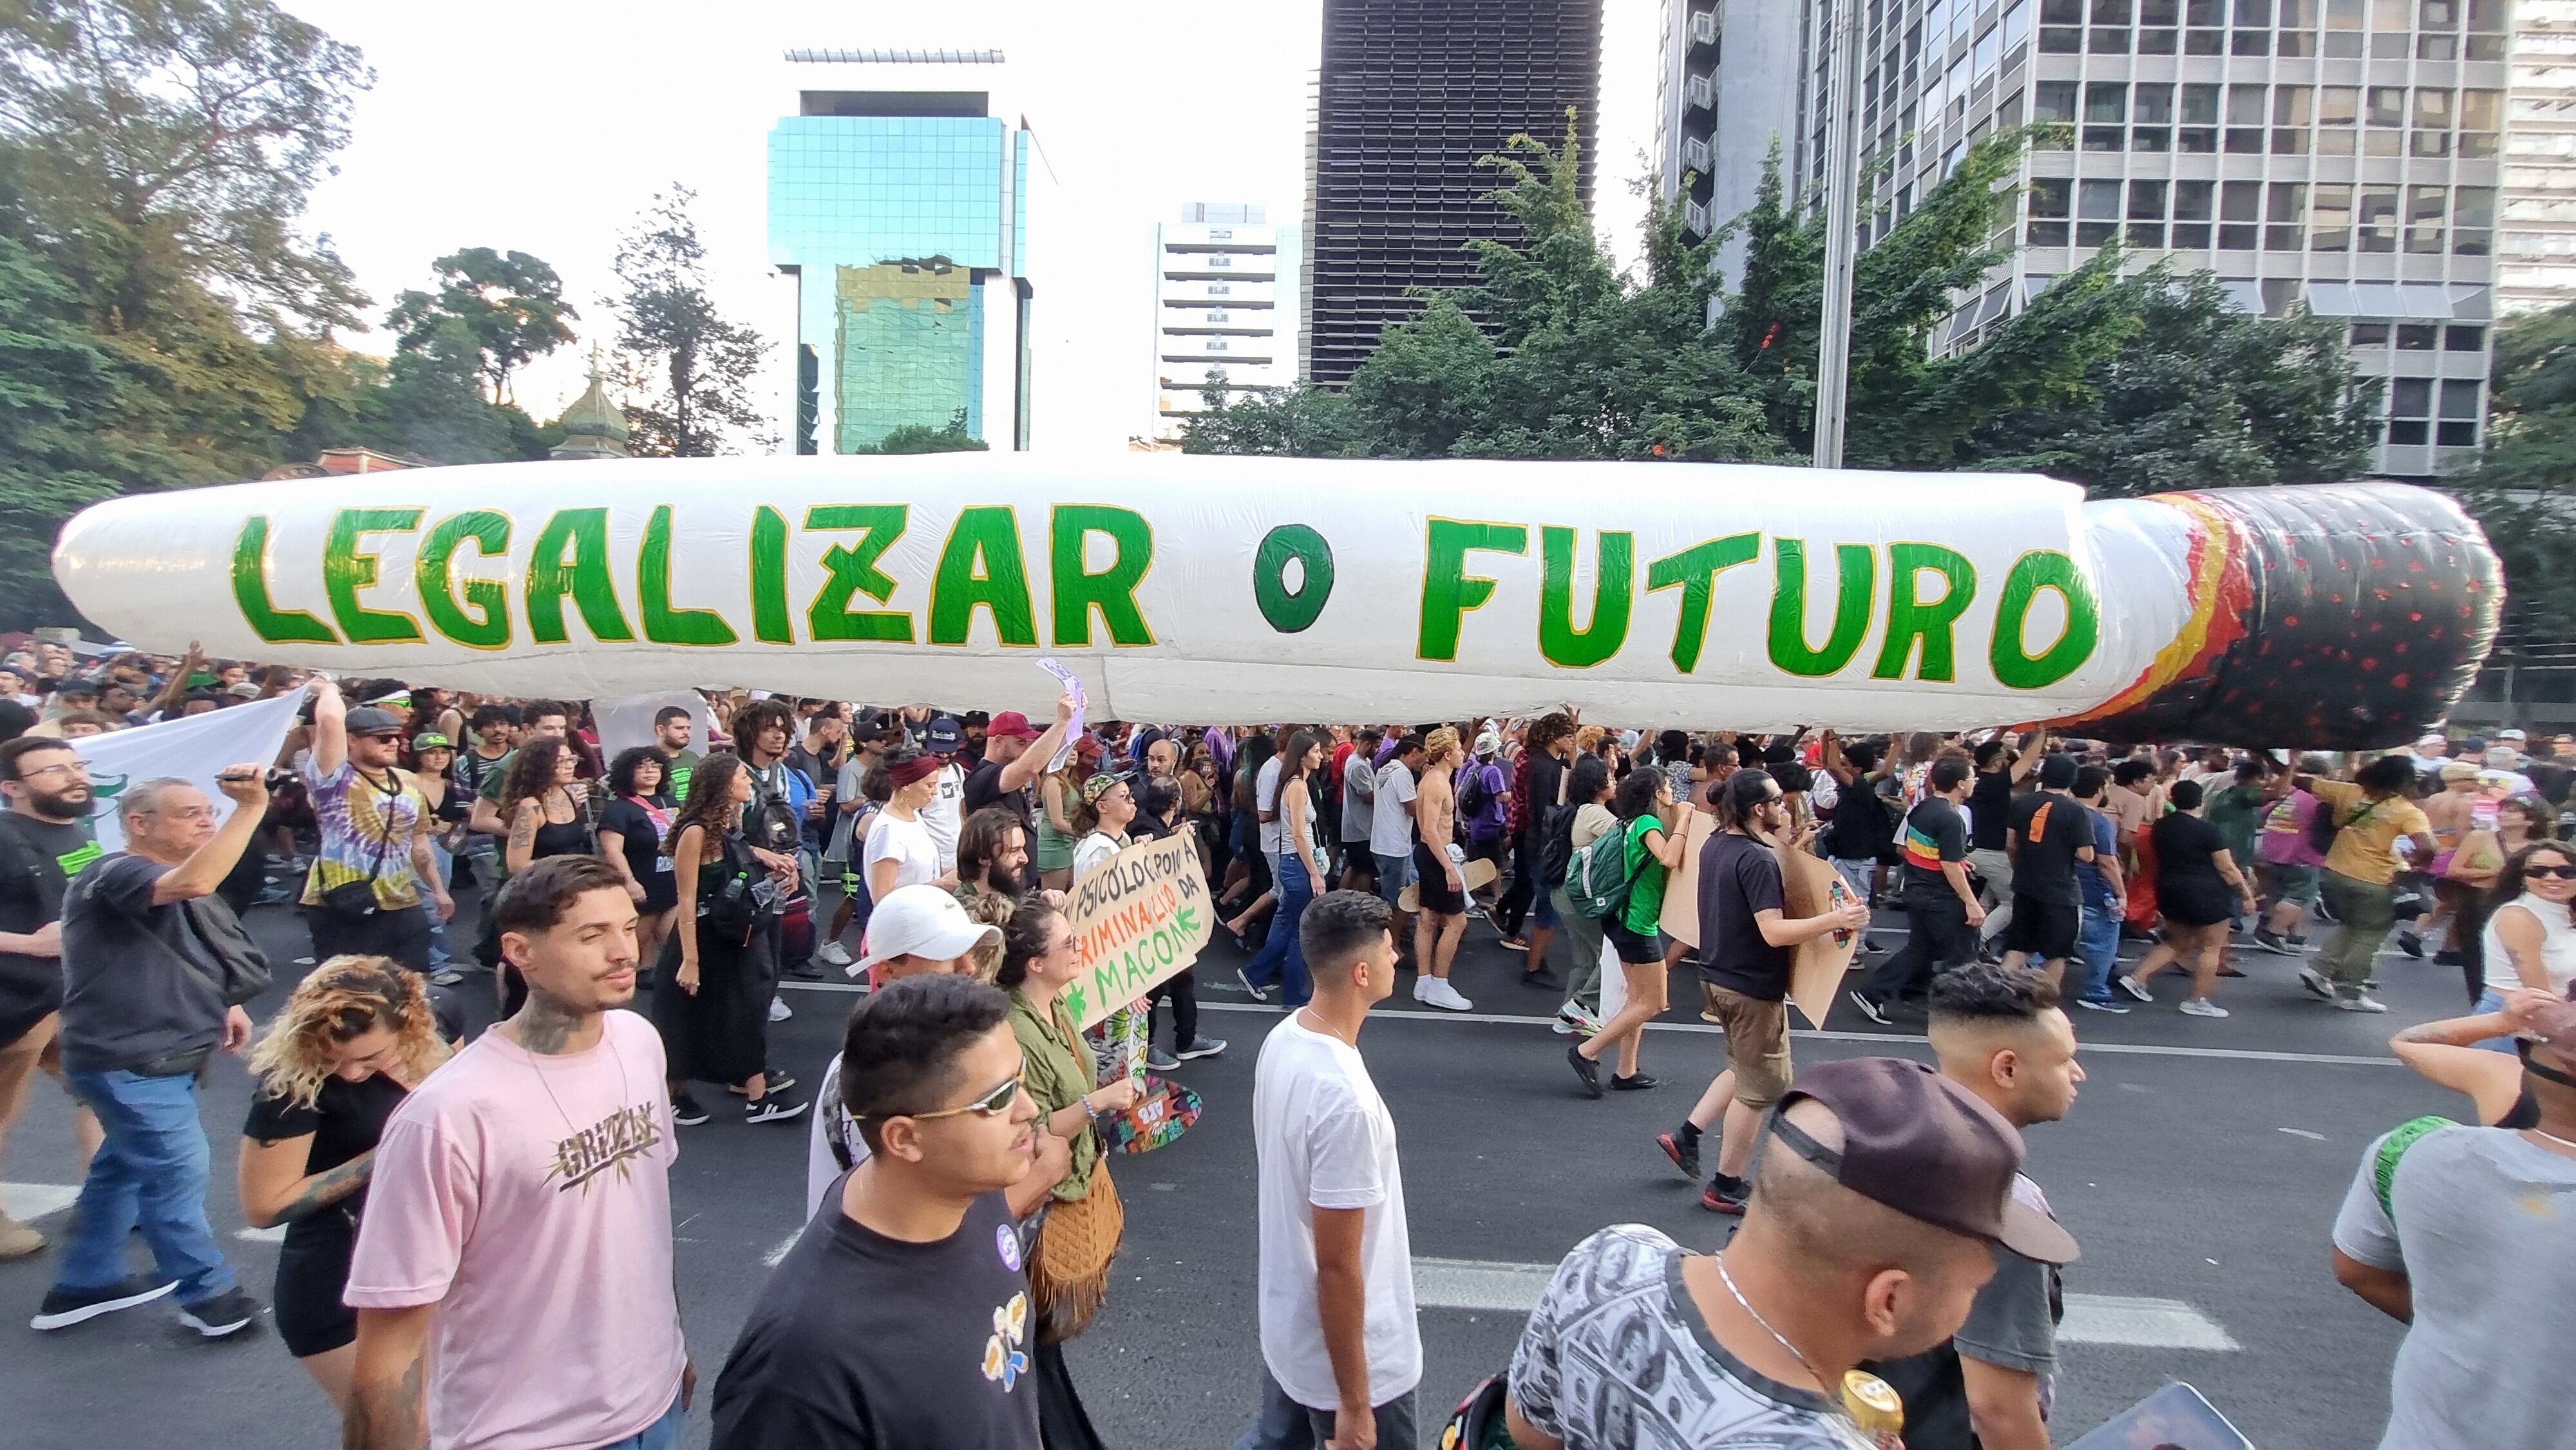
[1,1182,78,1220]
[1181,1000,2401,1068]
[236,1225,287,1243]
[2277,1127,2328,1140]
[1412,1257,2239,1348]
[763,1230,802,1267]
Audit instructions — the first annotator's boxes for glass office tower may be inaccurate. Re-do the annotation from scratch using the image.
[768,48,1034,452]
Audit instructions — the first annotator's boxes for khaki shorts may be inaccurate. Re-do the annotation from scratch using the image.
[1699,983,1792,1107]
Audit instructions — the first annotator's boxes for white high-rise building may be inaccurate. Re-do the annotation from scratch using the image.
[1662,0,2510,480]
[1150,203,1302,439]
[2502,0,2576,309]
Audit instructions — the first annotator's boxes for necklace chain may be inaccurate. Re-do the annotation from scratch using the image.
[2528,1126,2576,1152]
[1714,1253,1837,1404]
[516,1013,631,1140]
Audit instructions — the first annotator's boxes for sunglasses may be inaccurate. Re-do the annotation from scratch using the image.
[861,1064,1026,1123]
[2528,863,2576,881]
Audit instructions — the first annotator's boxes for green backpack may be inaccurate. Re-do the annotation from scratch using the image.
[1564,820,1642,921]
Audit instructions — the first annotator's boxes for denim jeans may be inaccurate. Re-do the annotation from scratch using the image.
[426,840,455,969]
[591,1393,685,1450]
[55,1068,236,1306]
[1234,1366,1418,1450]
[1246,853,1320,1006]
[1374,851,1412,910]
[2075,898,2122,1003]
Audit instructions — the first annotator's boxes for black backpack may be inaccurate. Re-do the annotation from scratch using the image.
[2309,789,2357,858]
[1459,763,1495,820]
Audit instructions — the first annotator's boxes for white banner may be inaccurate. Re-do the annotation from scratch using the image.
[69,688,310,852]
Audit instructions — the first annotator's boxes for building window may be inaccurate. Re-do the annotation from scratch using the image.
[2311,183,2353,250]
[2139,0,2181,50]
[2370,0,2410,59]
[2180,82,2221,151]
[2358,188,2398,252]
[2459,88,2500,158]
[2465,0,2506,57]
[2397,323,2439,350]
[2406,185,2446,254]
[2186,0,2225,52]
[2351,321,2390,346]
[2438,377,2481,447]
[2029,176,2072,245]
[2220,178,2262,249]
[2267,182,2308,249]
[2278,0,2319,53]
[2128,178,2169,245]
[2078,177,2123,246]
[2172,178,2215,247]
[2273,84,2311,153]
[2445,324,2485,352]
[2324,0,2363,55]
[2318,84,2358,154]
[2454,185,2494,255]
[2387,377,2432,446]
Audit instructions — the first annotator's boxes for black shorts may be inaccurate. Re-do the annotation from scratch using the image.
[306,903,433,972]
[272,1226,357,1358]
[2000,895,2080,961]
[1602,915,1665,966]
[2157,881,2235,928]
[1412,840,1465,916]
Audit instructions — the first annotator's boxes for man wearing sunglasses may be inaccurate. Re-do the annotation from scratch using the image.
[714,973,1046,1450]
[301,678,453,977]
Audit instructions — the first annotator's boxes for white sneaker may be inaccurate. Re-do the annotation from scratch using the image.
[1416,977,1473,1012]
[817,941,854,968]
[768,995,793,1023]
[2177,997,2230,1019]
[2336,993,2391,1013]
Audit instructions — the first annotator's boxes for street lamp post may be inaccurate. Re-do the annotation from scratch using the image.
[1814,0,1865,470]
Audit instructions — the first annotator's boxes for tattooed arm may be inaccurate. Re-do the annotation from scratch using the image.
[504,797,540,876]
[344,1304,435,1450]
[238,1133,375,1229]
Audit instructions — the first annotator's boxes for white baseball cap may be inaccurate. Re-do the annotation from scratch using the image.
[854,885,1001,974]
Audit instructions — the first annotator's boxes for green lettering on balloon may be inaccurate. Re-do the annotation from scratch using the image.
[1872,542,1976,681]
[1646,532,1760,674]
[321,508,425,645]
[1253,525,1334,632]
[524,508,634,645]
[1537,527,1634,668]
[639,505,737,646]
[750,505,791,644]
[929,506,1039,647]
[230,516,338,645]
[1989,550,2099,689]
[1766,539,1876,677]
[1419,519,1528,661]
[1050,504,1155,647]
[416,510,511,650]
[806,504,913,643]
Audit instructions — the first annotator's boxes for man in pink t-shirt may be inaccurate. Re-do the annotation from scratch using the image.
[343,856,690,1450]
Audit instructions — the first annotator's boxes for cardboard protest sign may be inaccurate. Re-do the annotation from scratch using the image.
[1777,843,1863,1028]
[1659,810,1718,948]
[1060,833,1215,1031]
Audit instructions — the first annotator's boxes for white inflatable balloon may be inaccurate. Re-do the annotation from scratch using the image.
[51,454,2498,744]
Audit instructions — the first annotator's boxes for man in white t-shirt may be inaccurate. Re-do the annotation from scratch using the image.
[343,856,690,1450]
[1236,890,1419,1450]
[1367,736,1425,952]
[917,715,971,872]
[1256,737,1287,862]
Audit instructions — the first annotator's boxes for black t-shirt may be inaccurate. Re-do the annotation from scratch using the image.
[2150,812,2225,887]
[240,1071,409,1252]
[1694,831,1792,1001]
[2005,791,2090,909]
[2526,758,2573,806]
[962,758,1035,834]
[711,1182,1041,1450]
[1899,798,1970,899]
[0,813,97,1045]
[598,796,678,911]
[1969,767,2016,851]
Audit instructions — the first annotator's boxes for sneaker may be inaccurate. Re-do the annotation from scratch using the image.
[1519,967,1564,992]
[817,941,855,968]
[30,1277,176,1330]
[727,1069,799,1096]
[1557,1002,1602,1037]
[2115,974,2154,1003]
[1611,1073,1660,1091]
[2177,997,2230,1019]
[2217,963,2246,978]
[788,957,828,981]
[1657,1130,1702,1182]
[744,1094,811,1124]
[2298,967,2336,1001]
[176,1289,260,1338]
[428,968,464,987]
[1566,1044,1603,1099]
[671,1093,711,1127]
[1497,936,1529,952]
[1144,1046,1181,1072]
[1702,1174,1750,1215]
[1236,967,1272,1003]
[1847,990,1893,1026]
[768,996,793,1023]
[2336,993,2391,1013]
[2074,997,2132,1014]
[2286,934,2310,952]
[2396,929,2423,959]
[0,1214,43,1261]
[1415,977,1473,1012]
[1175,1036,1228,1061]
[2251,927,2293,955]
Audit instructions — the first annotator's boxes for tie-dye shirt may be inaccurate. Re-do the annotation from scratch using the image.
[301,759,425,910]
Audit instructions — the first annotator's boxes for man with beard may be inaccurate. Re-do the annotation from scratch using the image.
[0,737,106,1259]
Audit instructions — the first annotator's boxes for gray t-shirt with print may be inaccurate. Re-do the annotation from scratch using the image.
[1510,1223,1871,1450]
[2332,1122,2576,1450]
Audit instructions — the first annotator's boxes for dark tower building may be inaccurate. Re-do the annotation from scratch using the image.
[1301,0,1605,387]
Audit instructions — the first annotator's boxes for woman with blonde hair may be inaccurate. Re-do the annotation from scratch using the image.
[238,957,451,1409]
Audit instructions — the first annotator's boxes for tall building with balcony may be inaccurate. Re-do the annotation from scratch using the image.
[2502,0,2576,308]
[1150,203,1302,437]
[767,48,1036,453]
[1303,0,1605,386]
[1664,0,2510,480]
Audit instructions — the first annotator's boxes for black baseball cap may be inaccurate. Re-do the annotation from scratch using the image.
[1768,1057,2079,1265]
[925,715,963,752]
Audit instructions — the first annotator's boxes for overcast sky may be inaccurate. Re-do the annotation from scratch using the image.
[285,1,1657,454]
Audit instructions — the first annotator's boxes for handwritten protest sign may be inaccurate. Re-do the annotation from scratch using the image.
[1061,833,1215,1031]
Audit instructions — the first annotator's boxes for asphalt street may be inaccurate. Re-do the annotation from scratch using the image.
[0,893,2464,1449]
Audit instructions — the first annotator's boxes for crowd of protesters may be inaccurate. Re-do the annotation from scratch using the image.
[0,634,2569,1449]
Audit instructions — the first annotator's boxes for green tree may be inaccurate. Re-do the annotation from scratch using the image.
[871,408,989,454]
[0,234,128,626]
[2454,301,2576,641]
[610,186,770,457]
[386,247,578,404]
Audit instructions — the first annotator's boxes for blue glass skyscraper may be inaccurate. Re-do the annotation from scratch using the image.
[768,49,1034,452]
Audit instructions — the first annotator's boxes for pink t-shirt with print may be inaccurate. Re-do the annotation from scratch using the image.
[345,1008,685,1450]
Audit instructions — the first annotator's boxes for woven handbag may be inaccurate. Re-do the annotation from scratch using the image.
[1029,1155,1124,1343]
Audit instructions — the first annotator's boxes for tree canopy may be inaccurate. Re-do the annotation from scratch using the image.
[2452,301,2576,643]
[387,247,578,405]
[611,187,770,457]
